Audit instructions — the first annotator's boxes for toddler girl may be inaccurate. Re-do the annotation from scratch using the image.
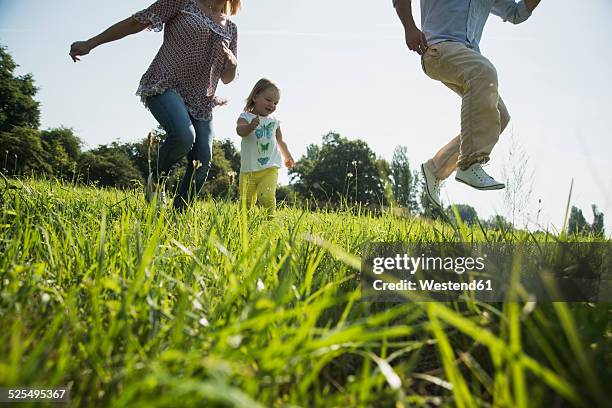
[236,79,294,215]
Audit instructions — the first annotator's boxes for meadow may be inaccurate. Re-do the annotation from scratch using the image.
[0,176,610,407]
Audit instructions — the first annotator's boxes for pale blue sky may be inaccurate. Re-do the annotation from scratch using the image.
[1,0,611,234]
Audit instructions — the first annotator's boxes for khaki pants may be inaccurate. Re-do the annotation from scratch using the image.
[421,41,511,180]
[239,167,278,215]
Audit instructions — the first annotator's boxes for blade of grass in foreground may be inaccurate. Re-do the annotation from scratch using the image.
[553,302,606,406]
[508,248,526,408]
[428,304,477,408]
[427,302,585,407]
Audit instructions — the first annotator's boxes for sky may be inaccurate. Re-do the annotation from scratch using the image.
[1,0,612,235]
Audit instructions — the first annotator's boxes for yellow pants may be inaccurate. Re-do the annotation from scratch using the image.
[239,167,278,214]
[421,41,511,179]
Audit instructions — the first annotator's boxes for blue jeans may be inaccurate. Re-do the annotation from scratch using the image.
[145,90,213,210]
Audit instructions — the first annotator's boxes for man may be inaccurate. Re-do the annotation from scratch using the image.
[393,0,542,207]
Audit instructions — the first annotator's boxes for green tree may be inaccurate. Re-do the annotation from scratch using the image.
[276,184,298,206]
[217,138,241,174]
[483,214,513,231]
[0,45,40,132]
[567,204,605,237]
[78,142,142,188]
[567,206,589,235]
[0,45,45,175]
[40,127,83,177]
[390,146,420,213]
[115,127,172,181]
[446,204,479,226]
[290,132,386,206]
[121,142,147,179]
[376,157,395,208]
[0,127,49,174]
[591,205,605,237]
[201,141,237,199]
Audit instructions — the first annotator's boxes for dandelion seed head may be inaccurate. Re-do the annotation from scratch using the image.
[41,293,50,303]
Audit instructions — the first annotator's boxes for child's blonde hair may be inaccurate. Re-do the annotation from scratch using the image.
[224,0,241,16]
[244,78,280,112]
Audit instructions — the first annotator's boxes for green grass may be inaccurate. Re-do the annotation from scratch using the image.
[0,177,610,407]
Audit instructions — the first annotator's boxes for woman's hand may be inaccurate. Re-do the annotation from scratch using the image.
[221,41,237,84]
[68,17,148,63]
[69,40,94,62]
[222,42,237,68]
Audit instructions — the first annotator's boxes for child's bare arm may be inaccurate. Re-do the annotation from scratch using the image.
[236,116,259,137]
[275,126,294,168]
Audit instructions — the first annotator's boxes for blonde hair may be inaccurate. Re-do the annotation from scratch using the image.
[244,78,280,112]
[224,0,241,16]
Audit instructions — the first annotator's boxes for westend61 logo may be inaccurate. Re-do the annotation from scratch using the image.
[365,246,495,301]
[372,253,486,275]
[361,242,612,302]
[369,252,492,295]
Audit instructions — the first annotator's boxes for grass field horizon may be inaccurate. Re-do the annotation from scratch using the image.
[0,176,610,407]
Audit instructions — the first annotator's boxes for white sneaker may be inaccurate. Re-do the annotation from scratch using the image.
[421,163,442,208]
[145,173,166,206]
[455,163,505,190]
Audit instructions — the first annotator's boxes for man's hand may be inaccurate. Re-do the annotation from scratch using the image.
[394,0,427,54]
[525,0,542,12]
[405,26,428,55]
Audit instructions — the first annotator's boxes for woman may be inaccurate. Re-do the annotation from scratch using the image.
[69,0,240,211]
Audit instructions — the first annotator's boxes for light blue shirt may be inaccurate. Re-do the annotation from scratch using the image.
[393,0,533,53]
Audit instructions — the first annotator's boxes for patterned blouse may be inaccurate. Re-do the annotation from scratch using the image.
[132,0,238,121]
